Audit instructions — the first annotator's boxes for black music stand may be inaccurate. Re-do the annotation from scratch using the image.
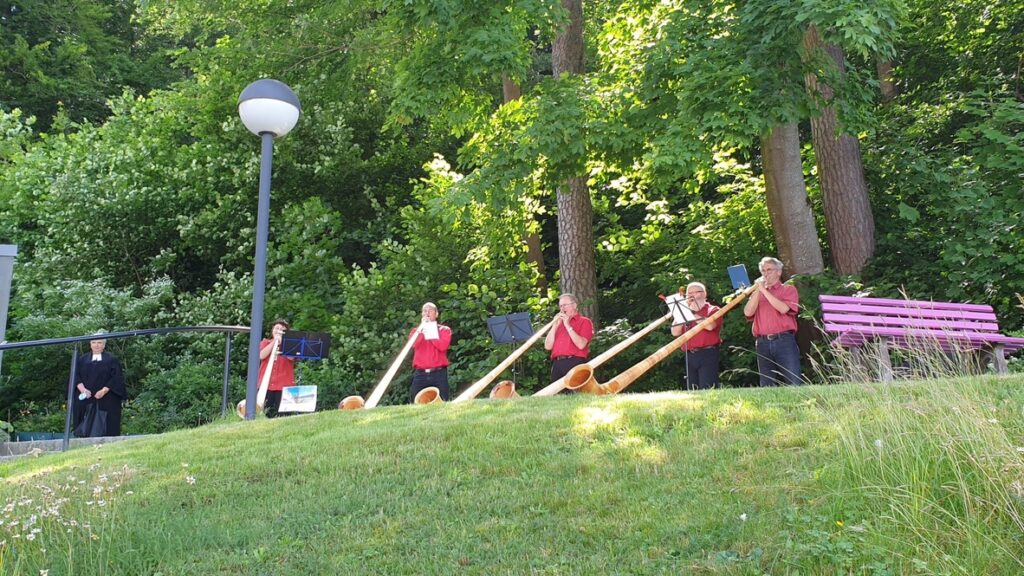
[281,331,331,361]
[280,331,331,399]
[486,312,534,344]
[486,312,535,386]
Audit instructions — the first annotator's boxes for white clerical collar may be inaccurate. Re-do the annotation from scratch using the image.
[92,354,102,362]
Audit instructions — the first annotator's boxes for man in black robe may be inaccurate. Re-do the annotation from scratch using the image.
[73,336,126,437]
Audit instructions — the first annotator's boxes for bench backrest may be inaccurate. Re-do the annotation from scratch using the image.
[819,295,1022,352]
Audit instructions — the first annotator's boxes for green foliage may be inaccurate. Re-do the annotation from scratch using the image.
[864,92,1024,328]
[127,359,240,434]
[0,0,182,129]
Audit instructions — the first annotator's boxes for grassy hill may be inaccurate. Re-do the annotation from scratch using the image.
[2,377,1024,575]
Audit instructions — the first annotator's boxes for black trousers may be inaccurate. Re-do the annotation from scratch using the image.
[685,346,720,390]
[409,368,449,403]
[264,390,283,418]
[551,356,586,393]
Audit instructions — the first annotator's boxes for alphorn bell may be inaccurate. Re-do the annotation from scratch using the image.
[565,285,756,394]
[450,318,557,403]
[236,338,279,418]
[340,327,420,410]
[530,312,673,397]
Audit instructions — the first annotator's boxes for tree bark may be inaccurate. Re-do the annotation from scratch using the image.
[502,73,547,289]
[760,123,825,276]
[550,0,598,323]
[804,25,875,275]
[876,58,897,103]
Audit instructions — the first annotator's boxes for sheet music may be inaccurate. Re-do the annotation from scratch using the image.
[665,293,698,326]
[421,321,440,341]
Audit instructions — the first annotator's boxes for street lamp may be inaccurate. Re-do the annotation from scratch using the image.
[238,79,301,420]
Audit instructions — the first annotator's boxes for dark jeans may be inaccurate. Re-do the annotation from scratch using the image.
[264,390,283,418]
[685,346,720,390]
[410,368,449,403]
[551,356,586,393]
[755,332,802,386]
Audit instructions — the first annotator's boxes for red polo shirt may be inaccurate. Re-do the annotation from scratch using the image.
[410,324,452,369]
[681,302,722,350]
[549,315,593,359]
[257,339,296,391]
[747,283,799,337]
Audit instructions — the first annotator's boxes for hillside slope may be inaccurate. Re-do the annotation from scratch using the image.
[3,377,1024,575]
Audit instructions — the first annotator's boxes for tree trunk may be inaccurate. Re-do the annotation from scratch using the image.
[804,25,875,275]
[876,58,897,103]
[550,0,598,323]
[557,177,599,319]
[760,123,825,276]
[502,73,546,290]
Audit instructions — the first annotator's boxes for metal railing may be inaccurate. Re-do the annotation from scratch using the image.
[0,326,250,450]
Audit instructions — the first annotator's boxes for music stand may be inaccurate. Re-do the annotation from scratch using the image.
[486,312,534,344]
[279,331,331,413]
[281,331,331,360]
[486,312,535,387]
[728,264,751,289]
[664,293,698,326]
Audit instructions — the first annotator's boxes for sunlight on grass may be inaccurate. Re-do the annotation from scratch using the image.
[572,405,623,435]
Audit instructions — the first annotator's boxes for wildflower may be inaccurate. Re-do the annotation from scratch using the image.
[26,533,36,541]
[836,520,844,527]
[41,570,50,576]
[739,513,748,522]
[186,475,196,485]
[181,463,189,468]
[874,439,883,450]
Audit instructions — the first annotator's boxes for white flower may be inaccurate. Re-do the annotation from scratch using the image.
[26,533,36,541]
[874,439,884,449]
[186,475,196,485]
[41,570,50,576]
[739,513,748,522]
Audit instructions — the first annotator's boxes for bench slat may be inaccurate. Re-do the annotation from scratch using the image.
[821,302,997,322]
[824,323,1024,350]
[819,295,993,312]
[822,313,1000,333]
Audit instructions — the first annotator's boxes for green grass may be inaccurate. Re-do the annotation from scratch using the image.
[3,376,1024,575]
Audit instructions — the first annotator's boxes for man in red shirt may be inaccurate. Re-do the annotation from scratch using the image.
[671,281,722,389]
[257,319,296,417]
[743,257,802,386]
[409,302,452,402]
[543,293,594,385]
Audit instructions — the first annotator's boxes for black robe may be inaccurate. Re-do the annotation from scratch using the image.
[73,352,126,436]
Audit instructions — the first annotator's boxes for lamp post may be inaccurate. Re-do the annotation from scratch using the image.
[238,79,301,420]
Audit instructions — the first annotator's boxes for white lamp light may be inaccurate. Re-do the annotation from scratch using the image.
[238,79,301,137]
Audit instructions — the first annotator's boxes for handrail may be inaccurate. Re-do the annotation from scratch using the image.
[0,325,249,351]
[0,325,250,451]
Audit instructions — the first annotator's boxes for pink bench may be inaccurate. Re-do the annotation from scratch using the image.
[820,295,1024,381]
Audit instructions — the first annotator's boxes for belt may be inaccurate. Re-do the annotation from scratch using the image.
[414,367,446,374]
[553,355,583,361]
[687,344,720,352]
[757,331,795,341]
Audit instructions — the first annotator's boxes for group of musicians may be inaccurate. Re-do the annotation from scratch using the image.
[257,255,803,412]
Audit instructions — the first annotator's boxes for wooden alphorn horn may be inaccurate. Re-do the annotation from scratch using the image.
[340,328,420,410]
[236,339,279,418]
[565,285,756,395]
[531,312,673,397]
[450,318,557,403]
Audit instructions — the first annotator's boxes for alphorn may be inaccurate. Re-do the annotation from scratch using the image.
[565,285,756,394]
[236,339,279,418]
[531,312,673,397]
[448,318,557,403]
[340,328,420,410]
